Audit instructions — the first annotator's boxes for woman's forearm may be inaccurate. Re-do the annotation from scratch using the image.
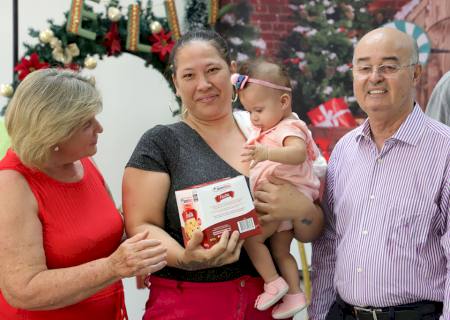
[3,257,119,310]
[4,230,166,311]
[127,223,185,268]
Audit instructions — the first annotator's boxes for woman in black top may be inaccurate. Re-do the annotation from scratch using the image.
[122,30,323,320]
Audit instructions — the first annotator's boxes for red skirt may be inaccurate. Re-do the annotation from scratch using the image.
[143,275,280,320]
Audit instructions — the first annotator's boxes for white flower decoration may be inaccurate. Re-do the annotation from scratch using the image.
[337,64,350,73]
[221,14,236,25]
[323,86,333,95]
[250,39,267,50]
[229,37,243,45]
[237,52,249,62]
[306,29,318,37]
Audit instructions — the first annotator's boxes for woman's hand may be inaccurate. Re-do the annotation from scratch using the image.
[108,231,167,278]
[176,230,244,271]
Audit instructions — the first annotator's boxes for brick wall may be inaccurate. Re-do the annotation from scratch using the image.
[368,0,410,11]
[220,0,411,57]
[248,0,295,56]
[221,0,294,57]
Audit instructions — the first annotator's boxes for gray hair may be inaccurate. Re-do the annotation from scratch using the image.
[410,40,419,64]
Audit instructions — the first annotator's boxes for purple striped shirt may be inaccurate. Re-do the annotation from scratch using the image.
[309,105,450,320]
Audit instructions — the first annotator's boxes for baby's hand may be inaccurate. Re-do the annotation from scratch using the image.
[241,144,269,168]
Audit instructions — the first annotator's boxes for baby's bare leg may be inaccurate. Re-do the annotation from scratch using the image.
[270,230,301,294]
[243,221,280,282]
[292,203,324,242]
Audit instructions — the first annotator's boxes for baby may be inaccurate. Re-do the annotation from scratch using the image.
[231,59,320,319]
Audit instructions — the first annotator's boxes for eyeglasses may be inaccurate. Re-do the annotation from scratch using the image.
[352,63,416,78]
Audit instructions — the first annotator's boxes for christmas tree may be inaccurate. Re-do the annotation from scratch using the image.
[278,0,391,121]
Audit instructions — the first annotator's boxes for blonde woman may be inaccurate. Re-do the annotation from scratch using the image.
[0,69,167,320]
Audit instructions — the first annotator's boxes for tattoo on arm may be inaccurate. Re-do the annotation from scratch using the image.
[301,218,312,225]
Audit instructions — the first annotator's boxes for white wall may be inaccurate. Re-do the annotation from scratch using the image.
[0,2,310,319]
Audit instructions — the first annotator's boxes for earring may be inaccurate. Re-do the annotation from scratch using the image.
[53,146,60,152]
[181,104,189,118]
[232,86,238,103]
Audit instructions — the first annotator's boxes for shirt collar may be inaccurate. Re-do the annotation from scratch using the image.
[355,103,425,146]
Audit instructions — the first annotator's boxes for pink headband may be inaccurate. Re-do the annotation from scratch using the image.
[230,73,292,92]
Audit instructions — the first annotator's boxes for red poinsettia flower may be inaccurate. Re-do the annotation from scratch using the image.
[103,22,122,56]
[149,31,175,61]
[14,53,49,80]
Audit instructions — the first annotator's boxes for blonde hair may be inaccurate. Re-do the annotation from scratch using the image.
[5,68,102,169]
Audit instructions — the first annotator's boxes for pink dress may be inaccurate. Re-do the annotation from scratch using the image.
[247,118,320,231]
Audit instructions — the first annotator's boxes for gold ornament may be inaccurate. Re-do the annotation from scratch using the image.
[107,7,122,22]
[150,21,162,34]
[50,37,62,49]
[67,43,80,57]
[39,29,54,43]
[51,40,80,65]
[52,47,65,63]
[0,84,14,98]
[84,56,97,69]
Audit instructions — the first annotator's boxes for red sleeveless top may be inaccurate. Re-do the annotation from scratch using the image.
[0,149,127,320]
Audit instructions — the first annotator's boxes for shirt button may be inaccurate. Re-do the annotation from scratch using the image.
[357,267,363,273]
[377,158,383,163]
[369,195,375,200]
[362,230,368,236]
[240,280,245,287]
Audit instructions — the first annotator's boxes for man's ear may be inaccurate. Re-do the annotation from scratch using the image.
[412,63,422,85]
[230,60,237,74]
[280,93,291,110]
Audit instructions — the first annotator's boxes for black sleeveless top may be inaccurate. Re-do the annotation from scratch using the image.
[127,122,258,282]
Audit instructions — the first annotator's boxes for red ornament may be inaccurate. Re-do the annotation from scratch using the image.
[103,22,122,55]
[346,30,358,38]
[283,57,301,65]
[149,30,175,61]
[14,53,49,80]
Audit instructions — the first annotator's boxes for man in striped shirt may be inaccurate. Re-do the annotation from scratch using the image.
[309,27,450,320]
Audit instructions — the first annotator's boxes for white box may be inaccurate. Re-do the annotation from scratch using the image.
[175,175,261,248]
